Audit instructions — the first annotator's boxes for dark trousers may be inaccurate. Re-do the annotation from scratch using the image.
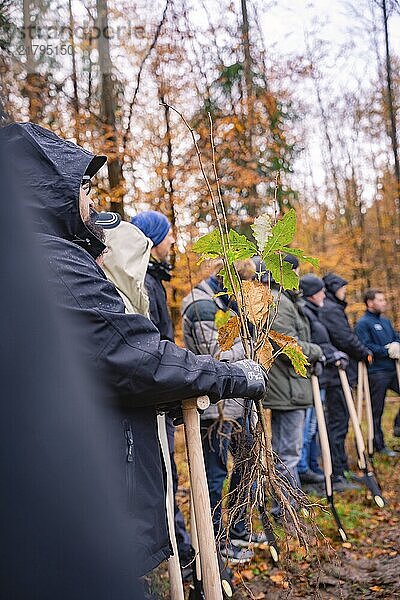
[325,385,349,478]
[166,417,192,564]
[201,418,248,537]
[368,370,400,451]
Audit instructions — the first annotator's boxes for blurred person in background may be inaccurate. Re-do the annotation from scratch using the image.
[319,274,372,479]
[299,274,360,492]
[262,256,323,520]
[130,210,192,572]
[355,289,400,455]
[181,258,267,564]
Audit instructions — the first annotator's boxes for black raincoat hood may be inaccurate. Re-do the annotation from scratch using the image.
[323,272,348,294]
[2,122,107,258]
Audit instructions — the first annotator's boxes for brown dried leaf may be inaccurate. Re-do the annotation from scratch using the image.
[270,572,288,588]
[268,330,297,348]
[268,330,309,377]
[217,316,240,352]
[255,338,274,370]
[239,280,273,326]
[240,569,255,581]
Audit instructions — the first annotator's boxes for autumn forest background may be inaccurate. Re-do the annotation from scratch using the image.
[1,0,399,331]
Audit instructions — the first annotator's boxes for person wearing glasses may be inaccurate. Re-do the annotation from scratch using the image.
[4,122,267,584]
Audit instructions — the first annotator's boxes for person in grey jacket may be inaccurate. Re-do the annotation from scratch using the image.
[181,259,266,564]
[263,256,323,518]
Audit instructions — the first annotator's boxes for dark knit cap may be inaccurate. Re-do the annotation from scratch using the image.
[323,273,348,293]
[131,210,171,247]
[300,274,324,297]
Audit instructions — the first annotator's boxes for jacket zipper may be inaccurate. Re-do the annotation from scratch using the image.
[124,422,134,463]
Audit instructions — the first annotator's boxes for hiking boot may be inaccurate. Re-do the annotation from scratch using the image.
[332,476,361,492]
[299,468,325,484]
[229,528,267,547]
[379,447,398,457]
[219,542,254,565]
[394,426,400,438]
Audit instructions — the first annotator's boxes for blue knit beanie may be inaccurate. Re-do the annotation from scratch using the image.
[131,210,171,246]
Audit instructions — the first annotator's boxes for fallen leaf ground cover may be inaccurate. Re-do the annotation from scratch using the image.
[148,398,400,599]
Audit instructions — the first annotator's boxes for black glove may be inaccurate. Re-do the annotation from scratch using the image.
[333,350,349,371]
[312,361,324,377]
[234,359,268,399]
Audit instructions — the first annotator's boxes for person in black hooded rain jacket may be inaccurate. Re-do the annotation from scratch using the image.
[2,122,266,579]
[319,273,371,386]
[0,135,146,600]
[319,273,371,484]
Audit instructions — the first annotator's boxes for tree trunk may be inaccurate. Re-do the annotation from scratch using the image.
[22,0,42,121]
[96,0,124,217]
[68,0,80,143]
[160,94,180,330]
[240,0,253,152]
[381,0,400,237]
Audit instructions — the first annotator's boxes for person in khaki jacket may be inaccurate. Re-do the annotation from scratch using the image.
[262,255,323,520]
[96,212,152,315]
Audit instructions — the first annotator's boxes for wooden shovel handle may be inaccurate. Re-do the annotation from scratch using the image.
[361,363,374,457]
[182,397,223,600]
[311,375,333,496]
[338,368,367,469]
[357,361,364,422]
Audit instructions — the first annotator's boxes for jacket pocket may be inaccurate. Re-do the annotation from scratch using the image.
[123,419,135,513]
[288,372,310,407]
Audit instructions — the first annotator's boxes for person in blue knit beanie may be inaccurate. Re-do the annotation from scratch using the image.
[131,210,193,573]
[131,210,172,254]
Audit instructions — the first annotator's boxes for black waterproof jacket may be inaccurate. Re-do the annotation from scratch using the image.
[319,285,369,387]
[303,299,341,388]
[3,122,252,576]
[0,142,147,599]
[146,258,174,342]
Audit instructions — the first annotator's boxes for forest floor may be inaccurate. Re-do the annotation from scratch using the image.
[148,398,400,599]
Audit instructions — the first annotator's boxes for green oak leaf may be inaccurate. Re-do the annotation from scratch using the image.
[218,267,238,296]
[282,345,309,377]
[281,247,319,268]
[265,253,299,290]
[227,229,257,262]
[191,229,223,263]
[262,208,296,257]
[214,309,231,329]
[269,330,309,377]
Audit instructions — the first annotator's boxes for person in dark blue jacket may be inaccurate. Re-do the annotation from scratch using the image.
[131,210,192,571]
[355,289,400,454]
[2,122,266,580]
